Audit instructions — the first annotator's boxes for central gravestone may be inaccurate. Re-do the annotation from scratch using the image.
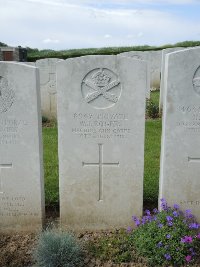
[57,56,146,230]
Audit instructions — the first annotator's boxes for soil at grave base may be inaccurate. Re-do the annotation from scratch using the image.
[1,231,200,267]
[0,230,148,267]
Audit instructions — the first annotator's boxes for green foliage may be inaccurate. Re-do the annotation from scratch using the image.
[131,200,200,266]
[174,40,200,47]
[150,90,160,106]
[34,230,84,267]
[146,99,159,119]
[144,119,161,203]
[0,41,8,47]
[27,45,157,61]
[27,40,200,61]
[42,116,49,123]
[86,229,136,263]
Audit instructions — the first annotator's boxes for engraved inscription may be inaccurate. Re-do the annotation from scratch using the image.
[0,76,15,113]
[193,66,200,95]
[0,163,12,194]
[0,119,27,145]
[176,105,200,133]
[81,68,122,109]
[72,113,130,139]
[0,196,39,217]
[180,200,200,206]
[82,143,119,201]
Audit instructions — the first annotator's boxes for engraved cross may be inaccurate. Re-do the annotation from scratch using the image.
[82,144,119,201]
[188,157,200,163]
[0,163,12,194]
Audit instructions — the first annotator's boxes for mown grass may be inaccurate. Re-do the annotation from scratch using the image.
[42,127,59,206]
[150,90,160,106]
[42,91,161,207]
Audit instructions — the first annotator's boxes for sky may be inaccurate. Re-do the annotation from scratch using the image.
[0,0,200,50]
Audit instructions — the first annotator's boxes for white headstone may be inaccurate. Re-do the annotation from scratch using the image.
[159,48,200,221]
[57,55,146,230]
[0,62,45,232]
[36,58,63,120]
[159,47,186,111]
[119,50,162,91]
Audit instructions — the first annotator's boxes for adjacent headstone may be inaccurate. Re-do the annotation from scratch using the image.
[57,55,146,230]
[159,47,185,111]
[159,47,200,221]
[119,50,162,91]
[36,58,63,120]
[23,62,36,66]
[0,62,45,232]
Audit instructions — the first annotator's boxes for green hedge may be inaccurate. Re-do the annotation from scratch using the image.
[27,40,200,61]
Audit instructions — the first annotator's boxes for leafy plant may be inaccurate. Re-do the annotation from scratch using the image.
[34,229,84,267]
[146,99,159,119]
[42,116,49,124]
[129,199,200,266]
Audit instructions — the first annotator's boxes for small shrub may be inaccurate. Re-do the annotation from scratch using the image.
[146,99,159,119]
[34,229,84,267]
[129,199,200,266]
[42,116,49,123]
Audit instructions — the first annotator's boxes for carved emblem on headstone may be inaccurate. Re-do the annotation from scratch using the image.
[193,66,200,95]
[0,76,15,113]
[81,68,122,109]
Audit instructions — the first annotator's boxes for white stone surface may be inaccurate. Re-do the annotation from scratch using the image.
[57,55,146,230]
[119,50,162,91]
[159,48,200,221]
[23,62,36,66]
[159,47,185,111]
[0,62,45,232]
[36,58,63,119]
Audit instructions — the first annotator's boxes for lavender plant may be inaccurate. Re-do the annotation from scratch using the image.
[129,199,200,266]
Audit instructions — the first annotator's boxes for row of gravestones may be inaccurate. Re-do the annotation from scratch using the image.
[27,47,192,120]
[0,47,200,233]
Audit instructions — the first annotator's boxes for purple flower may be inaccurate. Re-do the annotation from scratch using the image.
[166,216,173,222]
[160,198,168,211]
[145,209,151,216]
[126,226,132,233]
[132,215,140,227]
[135,219,140,227]
[158,223,163,228]
[132,215,138,222]
[166,234,171,239]
[185,209,194,219]
[173,211,179,217]
[181,236,193,243]
[185,255,192,263]
[153,216,157,221]
[189,223,199,229]
[157,241,163,248]
[197,233,200,239]
[189,248,196,256]
[164,253,171,260]
[174,204,180,210]
[153,208,158,214]
[167,221,173,227]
